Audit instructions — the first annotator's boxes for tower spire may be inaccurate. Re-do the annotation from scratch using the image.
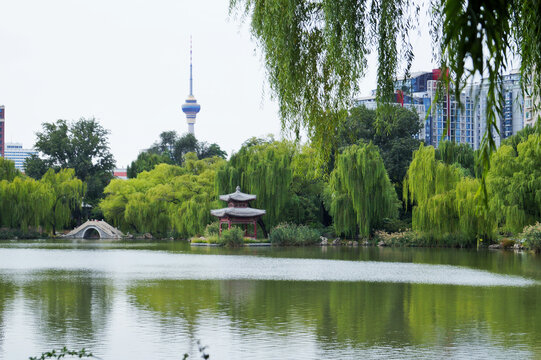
[189,35,193,96]
[181,36,201,136]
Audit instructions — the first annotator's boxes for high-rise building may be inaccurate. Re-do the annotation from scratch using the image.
[357,69,475,148]
[524,81,540,128]
[4,142,38,172]
[467,70,523,149]
[357,69,524,149]
[0,106,5,157]
[181,38,201,136]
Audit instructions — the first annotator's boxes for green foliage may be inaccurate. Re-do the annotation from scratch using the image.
[0,157,21,181]
[521,222,541,252]
[487,134,541,233]
[0,168,84,234]
[219,227,245,247]
[338,105,422,184]
[27,118,114,206]
[216,138,294,230]
[0,228,48,240]
[230,0,416,160]
[130,131,227,178]
[204,221,221,237]
[327,143,399,237]
[231,0,541,190]
[101,156,225,238]
[40,169,86,234]
[404,144,495,246]
[269,223,321,246]
[501,122,541,152]
[29,347,94,360]
[374,229,419,247]
[435,141,476,177]
[127,152,172,179]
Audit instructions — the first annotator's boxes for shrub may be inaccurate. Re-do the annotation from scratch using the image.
[521,222,541,252]
[380,218,410,233]
[500,238,516,249]
[219,227,244,247]
[204,221,221,237]
[0,229,47,240]
[374,229,419,247]
[270,223,320,246]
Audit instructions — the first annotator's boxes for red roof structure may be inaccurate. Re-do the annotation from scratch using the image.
[210,186,266,238]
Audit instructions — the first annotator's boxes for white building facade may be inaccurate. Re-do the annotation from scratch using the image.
[3,143,38,172]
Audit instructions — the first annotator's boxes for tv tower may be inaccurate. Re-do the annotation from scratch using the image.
[181,37,201,135]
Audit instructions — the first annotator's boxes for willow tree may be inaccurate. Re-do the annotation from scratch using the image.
[487,133,541,233]
[100,155,225,237]
[40,168,85,234]
[0,177,52,230]
[0,158,21,181]
[404,144,494,244]
[327,143,398,237]
[230,0,541,181]
[215,138,294,231]
[403,144,461,236]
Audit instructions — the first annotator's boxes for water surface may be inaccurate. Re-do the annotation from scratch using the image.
[0,240,540,359]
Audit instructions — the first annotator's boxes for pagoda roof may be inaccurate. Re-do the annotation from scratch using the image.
[219,186,257,202]
[210,207,266,218]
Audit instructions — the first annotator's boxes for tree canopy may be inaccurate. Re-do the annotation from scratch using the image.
[101,154,225,237]
[0,168,84,234]
[230,0,541,179]
[128,132,227,178]
[326,142,399,237]
[25,118,114,206]
[337,105,421,184]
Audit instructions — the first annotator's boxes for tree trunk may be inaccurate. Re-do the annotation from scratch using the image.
[257,218,268,238]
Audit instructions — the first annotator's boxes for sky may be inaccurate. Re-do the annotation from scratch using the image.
[0,0,434,167]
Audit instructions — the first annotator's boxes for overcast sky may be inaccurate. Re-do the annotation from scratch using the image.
[0,0,434,167]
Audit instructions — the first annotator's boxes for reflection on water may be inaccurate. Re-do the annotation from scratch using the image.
[0,241,540,359]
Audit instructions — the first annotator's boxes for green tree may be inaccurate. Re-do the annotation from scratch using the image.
[40,169,86,235]
[0,177,52,230]
[216,138,296,234]
[326,143,399,237]
[130,131,227,179]
[435,141,476,177]
[0,157,21,181]
[229,0,541,182]
[24,154,49,180]
[403,144,495,245]
[338,105,421,184]
[101,155,225,237]
[487,133,541,233]
[27,118,114,206]
[127,152,172,179]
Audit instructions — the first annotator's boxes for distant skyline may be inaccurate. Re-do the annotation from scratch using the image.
[0,0,434,167]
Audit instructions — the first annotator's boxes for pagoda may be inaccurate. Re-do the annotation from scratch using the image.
[210,186,266,238]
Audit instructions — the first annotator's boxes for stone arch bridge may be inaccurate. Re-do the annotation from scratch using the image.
[63,220,124,239]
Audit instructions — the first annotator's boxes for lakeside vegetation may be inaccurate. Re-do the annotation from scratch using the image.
[0,107,541,251]
[0,108,537,250]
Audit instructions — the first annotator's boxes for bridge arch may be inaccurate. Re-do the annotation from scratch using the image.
[83,227,101,239]
[63,220,124,239]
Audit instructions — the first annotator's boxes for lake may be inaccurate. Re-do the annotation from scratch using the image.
[1,240,540,359]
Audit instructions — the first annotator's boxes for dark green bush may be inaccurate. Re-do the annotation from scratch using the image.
[380,218,410,233]
[219,227,244,247]
[270,223,320,246]
[0,229,47,240]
